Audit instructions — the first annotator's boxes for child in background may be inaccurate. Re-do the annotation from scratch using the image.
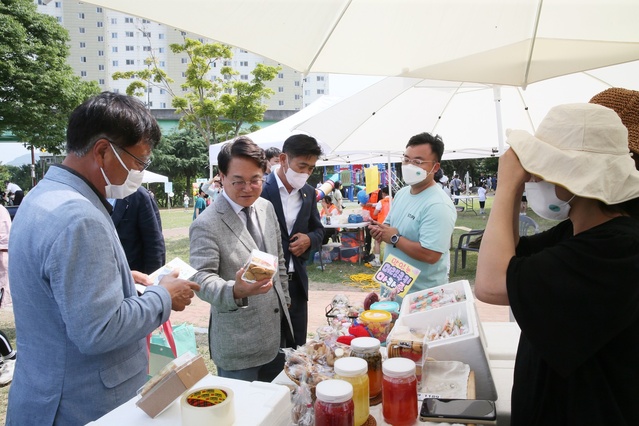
[478,184,487,215]
[370,187,391,267]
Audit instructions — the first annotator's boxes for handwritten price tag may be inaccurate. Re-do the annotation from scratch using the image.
[373,254,421,298]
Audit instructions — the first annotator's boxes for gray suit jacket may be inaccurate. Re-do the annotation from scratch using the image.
[189,195,293,371]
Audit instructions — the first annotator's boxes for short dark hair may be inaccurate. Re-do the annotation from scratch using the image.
[265,147,281,160]
[323,195,333,204]
[66,92,161,156]
[282,134,323,159]
[218,136,266,175]
[380,186,389,196]
[406,132,444,162]
[334,181,341,189]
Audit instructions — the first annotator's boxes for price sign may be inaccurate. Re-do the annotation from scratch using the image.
[373,254,421,299]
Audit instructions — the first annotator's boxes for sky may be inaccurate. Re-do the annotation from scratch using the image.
[0,74,382,165]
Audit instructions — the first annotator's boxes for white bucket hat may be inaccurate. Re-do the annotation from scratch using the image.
[507,103,639,204]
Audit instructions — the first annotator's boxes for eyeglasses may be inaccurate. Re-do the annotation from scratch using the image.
[230,178,264,189]
[109,142,152,171]
[402,155,437,167]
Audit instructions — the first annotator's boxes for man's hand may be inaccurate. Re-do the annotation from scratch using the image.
[289,232,311,257]
[232,268,273,299]
[131,270,152,286]
[158,270,201,311]
[368,221,398,245]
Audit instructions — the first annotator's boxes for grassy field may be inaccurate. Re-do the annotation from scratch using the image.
[0,194,554,422]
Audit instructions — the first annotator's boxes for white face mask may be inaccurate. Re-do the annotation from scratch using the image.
[100,144,145,199]
[525,180,574,221]
[284,160,310,189]
[401,163,434,186]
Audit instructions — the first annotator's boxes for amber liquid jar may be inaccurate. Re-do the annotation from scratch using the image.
[350,337,383,400]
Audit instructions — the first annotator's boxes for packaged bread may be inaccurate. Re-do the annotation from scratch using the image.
[242,249,278,283]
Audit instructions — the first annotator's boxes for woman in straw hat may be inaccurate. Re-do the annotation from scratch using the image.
[475,103,639,425]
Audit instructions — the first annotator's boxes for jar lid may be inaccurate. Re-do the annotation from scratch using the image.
[359,310,392,323]
[370,301,400,313]
[316,379,353,403]
[350,337,381,351]
[334,357,367,377]
[382,358,416,378]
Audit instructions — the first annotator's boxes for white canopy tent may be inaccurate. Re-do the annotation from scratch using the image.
[142,171,169,184]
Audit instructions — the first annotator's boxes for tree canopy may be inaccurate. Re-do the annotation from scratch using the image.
[0,0,100,154]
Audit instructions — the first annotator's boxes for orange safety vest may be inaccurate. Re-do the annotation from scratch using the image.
[377,197,391,224]
[362,189,381,220]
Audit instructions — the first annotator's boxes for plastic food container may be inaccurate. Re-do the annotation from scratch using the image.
[314,379,355,426]
[358,310,392,343]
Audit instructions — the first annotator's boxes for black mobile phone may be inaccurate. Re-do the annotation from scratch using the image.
[419,398,497,424]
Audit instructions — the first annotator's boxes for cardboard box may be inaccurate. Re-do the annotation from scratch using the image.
[396,280,497,400]
[136,354,208,418]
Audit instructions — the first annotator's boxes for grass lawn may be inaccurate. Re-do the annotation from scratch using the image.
[0,193,554,422]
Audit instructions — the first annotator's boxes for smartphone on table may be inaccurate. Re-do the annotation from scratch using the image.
[420,398,497,424]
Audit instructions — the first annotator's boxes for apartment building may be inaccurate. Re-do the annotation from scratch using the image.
[34,0,329,115]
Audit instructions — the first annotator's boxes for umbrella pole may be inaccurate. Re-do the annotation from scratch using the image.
[493,86,505,155]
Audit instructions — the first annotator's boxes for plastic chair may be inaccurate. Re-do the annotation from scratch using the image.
[453,229,484,273]
[519,215,540,236]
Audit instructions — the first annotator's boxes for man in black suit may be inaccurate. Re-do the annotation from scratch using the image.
[261,135,324,348]
[111,186,165,275]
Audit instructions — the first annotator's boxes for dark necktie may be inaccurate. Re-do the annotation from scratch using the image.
[242,206,265,251]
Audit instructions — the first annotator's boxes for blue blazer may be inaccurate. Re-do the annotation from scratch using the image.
[261,172,324,299]
[111,187,165,274]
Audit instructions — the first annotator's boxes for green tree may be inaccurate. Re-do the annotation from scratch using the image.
[151,128,209,193]
[0,0,100,154]
[113,37,279,149]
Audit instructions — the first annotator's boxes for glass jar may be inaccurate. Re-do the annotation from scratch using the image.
[350,337,383,400]
[314,379,355,426]
[334,357,369,426]
[382,358,418,426]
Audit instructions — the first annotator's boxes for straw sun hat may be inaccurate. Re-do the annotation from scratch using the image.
[589,87,639,156]
[506,103,639,205]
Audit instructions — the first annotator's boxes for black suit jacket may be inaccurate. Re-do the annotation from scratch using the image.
[111,187,166,274]
[261,172,324,299]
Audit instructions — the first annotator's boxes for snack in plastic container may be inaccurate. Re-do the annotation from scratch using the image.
[241,249,278,283]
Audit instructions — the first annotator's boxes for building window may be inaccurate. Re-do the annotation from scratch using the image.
[295,81,300,87]
[295,94,301,100]
[143,46,151,52]
[159,61,165,67]
[126,31,134,37]
[147,87,153,93]
[304,90,310,96]
[160,89,165,95]
[97,36,104,42]
[96,7,102,12]
[160,102,167,108]
[99,78,105,84]
[98,64,105,70]
[55,1,61,7]
[279,100,285,106]
[114,89,120,94]
[142,32,151,38]
[278,73,284,79]
[97,22,103,28]
[80,71,87,77]
[126,45,134,51]
[111,33,118,39]
[224,88,232,94]
[80,42,86,48]
[56,16,62,23]
[158,47,164,53]
[98,50,104,57]
[181,58,187,64]
[240,61,248,67]
[142,19,150,24]
[241,75,249,81]
[317,89,325,94]
[112,46,118,53]
[182,72,186,77]
[112,60,119,66]
[159,33,165,40]
[78,12,85,19]
[80,56,87,63]
[79,27,85,34]
[182,87,188,92]
[223,61,231,66]
[126,59,135,65]
[278,87,284,92]
[316,75,325,81]
[125,17,133,23]
[180,31,186,36]
[111,18,117,24]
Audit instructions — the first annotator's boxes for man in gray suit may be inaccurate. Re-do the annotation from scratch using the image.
[190,137,293,382]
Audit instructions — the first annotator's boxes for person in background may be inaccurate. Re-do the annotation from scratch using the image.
[6,92,199,425]
[361,187,382,263]
[264,147,281,178]
[369,186,391,267]
[261,134,324,348]
[202,175,223,201]
[193,188,207,220]
[4,181,23,206]
[183,192,190,211]
[320,195,340,245]
[450,174,462,204]
[435,169,452,199]
[110,186,166,275]
[0,205,11,308]
[590,87,639,170]
[0,328,16,387]
[189,137,293,382]
[475,103,639,425]
[332,181,344,214]
[477,183,488,215]
[368,133,456,303]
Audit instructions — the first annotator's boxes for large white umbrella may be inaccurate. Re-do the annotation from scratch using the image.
[80,0,639,87]
[293,61,639,159]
